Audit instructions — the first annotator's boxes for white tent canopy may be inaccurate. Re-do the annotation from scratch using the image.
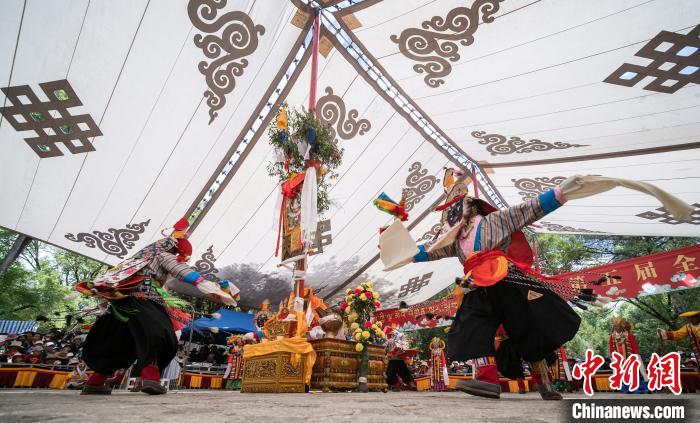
[1,0,698,308]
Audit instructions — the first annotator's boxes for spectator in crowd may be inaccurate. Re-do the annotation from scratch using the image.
[205,352,219,366]
[23,345,43,364]
[70,337,83,354]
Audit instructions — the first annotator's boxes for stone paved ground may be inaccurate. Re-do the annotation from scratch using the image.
[0,390,697,423]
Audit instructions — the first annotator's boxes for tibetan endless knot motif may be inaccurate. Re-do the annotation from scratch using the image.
[390,0,502,87]
[398,272,433,298]
[636,203,700,225]
[417,224,442,245]
[65,220,151,259]
[512,176,566,200]
[188,0,265,124]
[472,131,587,156]
[0,80,102,158]
[403,162,439,211]
[604,25,700,94]
[193,245,220,282]
[316,87,371,142]
[539,221,606,234]
[309,220,332,256]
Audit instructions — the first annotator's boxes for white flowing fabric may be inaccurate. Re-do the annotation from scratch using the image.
[300,166,318,249]
[379,219,419,271]
[560,175,693,220]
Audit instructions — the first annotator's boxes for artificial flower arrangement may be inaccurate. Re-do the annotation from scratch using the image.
[342,281,386,352]
[341,280,386,392]
[267,104,343,214]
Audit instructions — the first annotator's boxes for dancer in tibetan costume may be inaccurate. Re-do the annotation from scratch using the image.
[385,328,417,391]
[429,337,449,391]
[77,218,238,395]
[658,310,700,380]
[377,171,692,400]
[610,316,648,393]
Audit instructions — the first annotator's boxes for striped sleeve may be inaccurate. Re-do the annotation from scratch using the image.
[478,189,564,250]
[426,242,459,261]
[155,252,197,282]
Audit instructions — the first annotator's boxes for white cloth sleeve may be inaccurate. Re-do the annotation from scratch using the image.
[560,175,693,220]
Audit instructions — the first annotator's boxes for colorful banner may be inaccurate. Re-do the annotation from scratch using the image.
[373,295,459,332]
[557,244,700,299]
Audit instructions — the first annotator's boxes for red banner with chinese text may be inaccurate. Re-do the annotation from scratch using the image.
[556,244,699,299]
[373,295,459,332]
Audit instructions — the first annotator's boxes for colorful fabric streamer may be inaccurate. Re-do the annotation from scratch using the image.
[373,192,409,221]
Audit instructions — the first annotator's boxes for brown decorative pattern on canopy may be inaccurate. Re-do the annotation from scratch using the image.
[316,87,371,142]
[636,203,700,225]
[188,0,266,124]
[193,245,221,282]
[398,272,433,298]
[472,130,588,156]
[604,25,700,94]
[512,176,566,200]
[417,223,442,245]
[65,220,151,259]
[403,162,439,211]
[538,221,607,234]
[390,0,502,87]
[0,80,102,158]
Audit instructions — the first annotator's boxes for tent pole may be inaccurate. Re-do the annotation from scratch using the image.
[297,7,321,299]
[308,7,321,113]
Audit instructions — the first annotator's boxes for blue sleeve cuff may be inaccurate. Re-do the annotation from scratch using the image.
[539,189,562,215]
[183,272,201,284]
[414,245,429,262]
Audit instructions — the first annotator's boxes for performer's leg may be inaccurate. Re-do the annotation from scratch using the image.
[397,360,416,390]
[517,378,526,394]
[126,299,178,395]
[450,289,502,399]
[530,359,562,400]
[386,360,401,391]
[81,304,138,395]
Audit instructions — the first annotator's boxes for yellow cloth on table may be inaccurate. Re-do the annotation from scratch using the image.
[243,337,316,384]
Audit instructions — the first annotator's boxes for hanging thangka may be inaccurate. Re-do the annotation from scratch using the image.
[282,177,305,263]
[269,106,343,265]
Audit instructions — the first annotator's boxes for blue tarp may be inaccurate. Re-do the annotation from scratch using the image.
[0,320,39,334]
[181,309,256,339]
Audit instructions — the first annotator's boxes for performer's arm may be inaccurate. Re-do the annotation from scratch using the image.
[661,324,689,340]
[479,187,566,250]
[414,242,459,262]
[155,252,203,285]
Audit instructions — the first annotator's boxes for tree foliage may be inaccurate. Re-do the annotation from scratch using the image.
[0,229,104,329]
[535,234,700,358]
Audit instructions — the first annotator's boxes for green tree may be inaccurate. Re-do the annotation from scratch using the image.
[535,234,700,358]
[0,229,103,330]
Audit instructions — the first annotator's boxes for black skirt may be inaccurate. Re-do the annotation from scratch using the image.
[447,270,580,364]
[82,297,178,376]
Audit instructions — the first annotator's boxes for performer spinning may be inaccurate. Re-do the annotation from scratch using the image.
[377,171,692,400]
[658,310,700,379]
[77,218,237,395]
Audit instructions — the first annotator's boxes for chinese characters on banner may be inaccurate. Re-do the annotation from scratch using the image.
[572,349,682,395]
[373,295,459,331]
[557,244,699,300]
